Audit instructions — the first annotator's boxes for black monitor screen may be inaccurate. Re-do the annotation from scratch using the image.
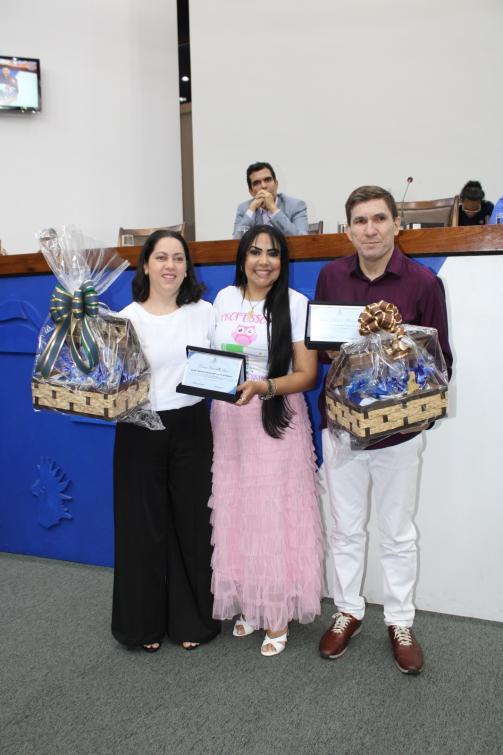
[0,56,41,112]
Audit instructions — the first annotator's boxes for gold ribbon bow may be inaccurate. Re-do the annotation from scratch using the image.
[358,300,409,360]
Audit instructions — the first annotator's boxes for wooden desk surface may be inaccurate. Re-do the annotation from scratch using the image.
[1,225,503,276]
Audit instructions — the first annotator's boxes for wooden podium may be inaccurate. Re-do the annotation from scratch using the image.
[1,225,503,276]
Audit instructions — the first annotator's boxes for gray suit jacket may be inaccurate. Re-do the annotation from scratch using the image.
[232,193,309,239]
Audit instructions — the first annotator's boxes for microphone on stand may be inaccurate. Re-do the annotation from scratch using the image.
[399,176,414,228]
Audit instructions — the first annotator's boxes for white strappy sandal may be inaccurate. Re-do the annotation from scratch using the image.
[233,616,255,637]
[260,631,288,657]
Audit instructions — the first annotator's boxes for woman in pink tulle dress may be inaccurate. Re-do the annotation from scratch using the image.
[209,225,324,656]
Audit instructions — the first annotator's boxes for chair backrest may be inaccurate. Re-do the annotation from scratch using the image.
[117,224,186,247]
[396,197,459,228]
[308,220,324,235]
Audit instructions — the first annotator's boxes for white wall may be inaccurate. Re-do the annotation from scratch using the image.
[190,0,503,241]
[1,0,182,252]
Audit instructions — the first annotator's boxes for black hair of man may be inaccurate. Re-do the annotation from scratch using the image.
[345,185,398,224]
[246,162,277,190]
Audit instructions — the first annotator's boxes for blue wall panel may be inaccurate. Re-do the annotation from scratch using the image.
[0,256,441,566]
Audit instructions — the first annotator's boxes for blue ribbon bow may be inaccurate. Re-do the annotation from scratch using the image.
[36,280,100,378]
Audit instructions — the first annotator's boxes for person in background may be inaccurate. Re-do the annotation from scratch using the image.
[112,230,220,653]
[232,162,309,239]
[210,224,324,656]
[458,181,494,225]
[316,185,452,675]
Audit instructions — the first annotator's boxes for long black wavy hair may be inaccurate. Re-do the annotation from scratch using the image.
[132,229,205,304]
[234,224,294,439]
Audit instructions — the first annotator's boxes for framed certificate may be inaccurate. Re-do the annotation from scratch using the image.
[176,346,247,403]
[304,300,365,349]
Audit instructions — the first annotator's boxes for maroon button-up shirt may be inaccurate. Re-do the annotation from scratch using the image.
[315,247,453,449]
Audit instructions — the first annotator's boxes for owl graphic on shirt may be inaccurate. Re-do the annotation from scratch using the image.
[232,324,257,346]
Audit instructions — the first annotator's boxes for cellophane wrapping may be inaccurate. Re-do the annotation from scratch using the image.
[326,325,448,450]
[31,226,162,429]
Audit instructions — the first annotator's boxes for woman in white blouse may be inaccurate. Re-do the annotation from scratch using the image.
[112,230,220,652]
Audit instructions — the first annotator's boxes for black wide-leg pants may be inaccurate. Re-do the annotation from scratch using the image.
[111,401,220,647]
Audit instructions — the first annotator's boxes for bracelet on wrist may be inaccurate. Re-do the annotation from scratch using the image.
[259,378,277,401]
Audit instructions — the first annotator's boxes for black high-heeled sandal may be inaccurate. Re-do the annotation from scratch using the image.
[143,642,162,653]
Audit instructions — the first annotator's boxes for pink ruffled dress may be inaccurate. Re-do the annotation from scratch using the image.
[209,286,324,632]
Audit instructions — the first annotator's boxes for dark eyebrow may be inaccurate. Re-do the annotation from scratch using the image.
[353,213,390,222]
[249,244,278,252]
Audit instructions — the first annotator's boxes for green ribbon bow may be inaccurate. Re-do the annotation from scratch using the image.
[36,280,100,378]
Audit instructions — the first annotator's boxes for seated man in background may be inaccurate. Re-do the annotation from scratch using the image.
[232,161,308,239]
[458,180,494,225]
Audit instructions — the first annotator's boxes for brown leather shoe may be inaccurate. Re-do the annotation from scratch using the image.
[388,625,424,674]
[319,611,362,659]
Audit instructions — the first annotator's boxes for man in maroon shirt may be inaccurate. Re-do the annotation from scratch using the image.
[316,185,452,674]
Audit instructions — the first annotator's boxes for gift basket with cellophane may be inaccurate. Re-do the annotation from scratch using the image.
[32,227,160,427]
[326,301,448,449]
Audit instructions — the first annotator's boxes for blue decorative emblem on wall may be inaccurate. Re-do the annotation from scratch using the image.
[31,457,73,528]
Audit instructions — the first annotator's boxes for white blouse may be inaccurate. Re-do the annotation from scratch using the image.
[120,300,215,411]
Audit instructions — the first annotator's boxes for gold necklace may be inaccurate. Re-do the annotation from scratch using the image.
[243,288,263,321]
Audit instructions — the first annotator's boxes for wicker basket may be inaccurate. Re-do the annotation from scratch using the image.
[32,374,150,420]
[326,386,448,440]
[32,314,151,421]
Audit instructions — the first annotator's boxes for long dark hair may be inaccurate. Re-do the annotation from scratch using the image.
[234,225,294,439]
[132,230,205,304]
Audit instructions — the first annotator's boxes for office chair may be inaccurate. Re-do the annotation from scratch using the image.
[118,224,186,247]
[396,197,459,228]
[308,220,324,234]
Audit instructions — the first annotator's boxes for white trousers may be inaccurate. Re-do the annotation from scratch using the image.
[322,429,424,627]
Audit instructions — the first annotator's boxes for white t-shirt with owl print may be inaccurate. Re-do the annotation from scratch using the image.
[211,285,308,379]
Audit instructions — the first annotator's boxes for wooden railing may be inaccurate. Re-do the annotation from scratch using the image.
[1,225,503,276]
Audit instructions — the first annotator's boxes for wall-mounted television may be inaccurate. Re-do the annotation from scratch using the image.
[0,55,41,113]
